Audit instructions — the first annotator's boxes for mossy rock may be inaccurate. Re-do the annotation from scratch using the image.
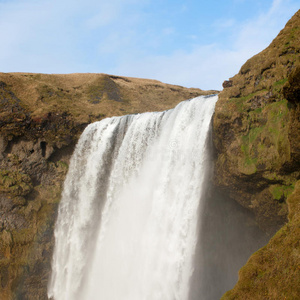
[222,181,300,300]
[0,169,32,196]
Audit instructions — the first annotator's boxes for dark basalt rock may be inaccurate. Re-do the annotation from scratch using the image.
[283,66,300,103]
[222,80,233,88]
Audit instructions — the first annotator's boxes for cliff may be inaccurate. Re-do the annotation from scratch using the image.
[0,73,214,299]
[213,10,300,298]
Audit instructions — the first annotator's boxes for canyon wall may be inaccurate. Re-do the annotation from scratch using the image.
[213,10,300,299]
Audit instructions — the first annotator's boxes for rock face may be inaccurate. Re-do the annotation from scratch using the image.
[0,74,214,300]
[213,10,300,298]
[214,10,300,233]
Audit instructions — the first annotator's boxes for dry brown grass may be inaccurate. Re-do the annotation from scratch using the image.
[0,72,216,124]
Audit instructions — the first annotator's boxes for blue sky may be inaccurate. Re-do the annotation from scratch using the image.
[0,0,299,90]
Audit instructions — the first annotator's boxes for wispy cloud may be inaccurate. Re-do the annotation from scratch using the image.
[0,0,298,90]
[212,18,236,31]
[0,0,144,72]
[111,0,299,89]
[109,44,244,89]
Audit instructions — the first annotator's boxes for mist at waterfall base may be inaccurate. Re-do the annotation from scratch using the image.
[48,95,268,300]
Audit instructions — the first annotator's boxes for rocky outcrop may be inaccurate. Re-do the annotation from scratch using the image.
[214,10,300,233]
[0,74,213,300]
[213,10,300,298]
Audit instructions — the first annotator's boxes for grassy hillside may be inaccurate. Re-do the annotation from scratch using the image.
[0,72,213,121]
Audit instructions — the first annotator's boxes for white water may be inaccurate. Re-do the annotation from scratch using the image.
[48,95,218,300]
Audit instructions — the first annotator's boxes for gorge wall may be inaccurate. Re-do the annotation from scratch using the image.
[0,9,299,300]
[213,10,300,299]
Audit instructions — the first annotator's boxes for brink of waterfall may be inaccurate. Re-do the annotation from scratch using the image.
[48,95,267,300]
[48,95,217,300]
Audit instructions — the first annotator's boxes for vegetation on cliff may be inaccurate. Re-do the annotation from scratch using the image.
[222,180,300,299]
[214,9,299,233]
[213,10,300,298]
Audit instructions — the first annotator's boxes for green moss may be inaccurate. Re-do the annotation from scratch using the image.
[253,107,262,114]
[237,93,256,102]
[270,184,295,201]
[239,99,289,172]
[229,89,268,112]
[269,105,286,124]
[240,125,265,170]
[268,101,290,152]
[247,126,265,144]
[273,78,288,87]
[268,127,280,135]
[56,160,69,170]
[230,93,255,112]
[273,78,288,93]
[0,169,32,196]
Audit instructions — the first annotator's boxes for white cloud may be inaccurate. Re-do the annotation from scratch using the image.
[212,18,236,31]
[0,0,144,72]
[111,0,299,90]
[84,1,125,29]
[229,0,299,68]
[0,0,298,90]
[162,27,175,36]
[109,45,246,90]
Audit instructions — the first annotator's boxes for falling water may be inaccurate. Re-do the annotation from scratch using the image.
[48,95,218,300]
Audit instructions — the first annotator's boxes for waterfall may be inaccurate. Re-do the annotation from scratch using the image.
[48,95,218,300]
